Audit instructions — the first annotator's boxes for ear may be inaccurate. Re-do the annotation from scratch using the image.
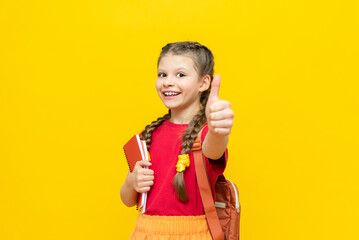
[199,75,211,93]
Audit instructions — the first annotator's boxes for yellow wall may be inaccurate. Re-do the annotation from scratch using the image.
[1,0,358,239]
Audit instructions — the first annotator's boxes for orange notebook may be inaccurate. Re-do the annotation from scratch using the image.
[123,134,146,172]
[123,134,149,213]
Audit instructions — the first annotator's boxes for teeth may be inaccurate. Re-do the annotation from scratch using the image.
[164,92,179,96]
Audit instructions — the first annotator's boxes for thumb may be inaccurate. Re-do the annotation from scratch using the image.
[208,74,221,101]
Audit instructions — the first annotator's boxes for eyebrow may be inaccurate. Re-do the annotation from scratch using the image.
[157,67,188,72]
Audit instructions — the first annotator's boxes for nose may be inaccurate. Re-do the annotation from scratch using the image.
[163,75,174,87]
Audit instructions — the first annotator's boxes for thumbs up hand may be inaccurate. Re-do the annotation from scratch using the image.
[205,75,234,135]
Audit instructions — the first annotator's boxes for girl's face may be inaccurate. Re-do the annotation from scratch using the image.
[156,54,209,114]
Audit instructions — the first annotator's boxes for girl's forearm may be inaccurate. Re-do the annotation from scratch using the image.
[202,131,228,160]
[120,172,138,207]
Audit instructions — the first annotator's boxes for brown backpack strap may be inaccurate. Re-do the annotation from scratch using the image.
[192,127,224,240]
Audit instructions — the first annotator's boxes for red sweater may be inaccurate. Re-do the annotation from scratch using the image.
[144,120,228,216]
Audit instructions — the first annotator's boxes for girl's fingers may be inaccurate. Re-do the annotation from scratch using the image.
[135,160,152,168]
[209,119,234,128]
[136,174,154,183]
[212,127,232,135]
[142,175,154,181]
[142,169,154,175]
[208,116,233,135]
[209,109,234,121]
[209,100,231,112]
[136,181,154,192]
[135,165,154,176]
[137,186,151,193]
[138,181,154,188]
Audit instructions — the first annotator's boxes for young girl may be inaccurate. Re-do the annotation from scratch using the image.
[120,41,234,239]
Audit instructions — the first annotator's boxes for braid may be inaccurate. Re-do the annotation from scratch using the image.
[140,110,171,151]
[173,93,210,203]
[181,88,211,151]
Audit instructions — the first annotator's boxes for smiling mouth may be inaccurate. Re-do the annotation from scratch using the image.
[163,92,181,96]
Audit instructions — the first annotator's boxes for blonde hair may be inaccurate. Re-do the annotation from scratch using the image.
[140,41,214,203]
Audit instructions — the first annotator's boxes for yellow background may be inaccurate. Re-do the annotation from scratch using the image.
[1,0,358,239]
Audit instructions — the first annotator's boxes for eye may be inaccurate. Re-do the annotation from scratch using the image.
[177,73,185,77]
[158,73,166,77]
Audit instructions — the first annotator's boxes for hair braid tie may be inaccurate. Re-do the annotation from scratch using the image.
[176,154,190,172]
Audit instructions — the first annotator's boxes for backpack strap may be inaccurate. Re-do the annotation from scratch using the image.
[192,127,224,240]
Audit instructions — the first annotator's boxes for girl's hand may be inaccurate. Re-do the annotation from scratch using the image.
[205,75,234,135]
[128,160,154,193]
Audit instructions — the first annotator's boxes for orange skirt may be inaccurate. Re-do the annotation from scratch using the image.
[129,213,212,240]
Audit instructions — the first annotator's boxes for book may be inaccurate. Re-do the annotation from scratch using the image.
[123,134,149,214]
[123,134,146,172]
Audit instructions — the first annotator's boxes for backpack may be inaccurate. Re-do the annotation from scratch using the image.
[191,128,241,240]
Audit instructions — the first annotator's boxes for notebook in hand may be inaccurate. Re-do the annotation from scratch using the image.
[123,134,146,172]
[123,134,149,213]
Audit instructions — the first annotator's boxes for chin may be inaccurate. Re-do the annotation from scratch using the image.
[164,104,179,110]
[162,103,181,111]
[161,100,178,109]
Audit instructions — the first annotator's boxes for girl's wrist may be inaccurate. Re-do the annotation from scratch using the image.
[125,172,136,192]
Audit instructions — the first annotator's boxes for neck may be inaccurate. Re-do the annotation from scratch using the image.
[169,105,201,124]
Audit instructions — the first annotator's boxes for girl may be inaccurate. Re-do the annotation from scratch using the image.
[120,41,234,239]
